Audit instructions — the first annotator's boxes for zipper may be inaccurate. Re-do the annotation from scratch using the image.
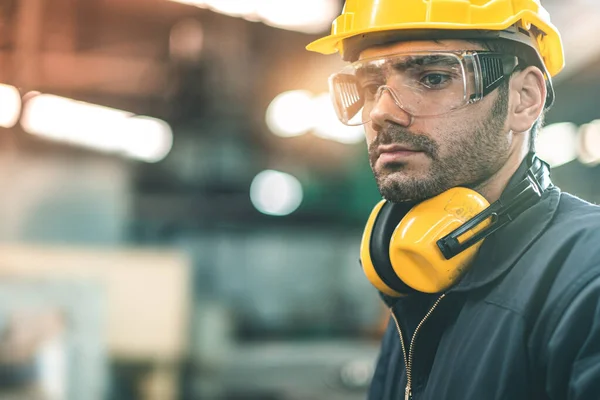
[391,293,446,400]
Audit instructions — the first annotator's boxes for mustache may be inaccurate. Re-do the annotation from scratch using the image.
[369,125,438,159]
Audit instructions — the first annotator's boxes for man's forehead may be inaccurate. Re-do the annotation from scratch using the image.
[358,39,486,60]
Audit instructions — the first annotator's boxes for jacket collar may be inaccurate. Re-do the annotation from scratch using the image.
[450,157,560,292]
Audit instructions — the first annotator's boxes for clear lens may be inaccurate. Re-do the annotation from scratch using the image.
[329,52,480,126]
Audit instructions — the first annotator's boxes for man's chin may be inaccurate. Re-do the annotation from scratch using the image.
[377,175,442,203]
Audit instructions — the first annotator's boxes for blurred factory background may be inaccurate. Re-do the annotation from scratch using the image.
[0,0,598,399]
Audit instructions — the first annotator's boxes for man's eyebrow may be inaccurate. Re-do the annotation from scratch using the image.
[390,55,458,71]
[355,54,459,79]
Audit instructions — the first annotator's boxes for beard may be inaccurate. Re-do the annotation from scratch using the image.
[368,85,510,203]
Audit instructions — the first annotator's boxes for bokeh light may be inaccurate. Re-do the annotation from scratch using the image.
[0,83,22,128]
[168,0,339,33]
[121,116,174,163]
[578,121,600,166]
[265,90,314,138]
[537,122,579,168]
[205,0,256,17]
[256,0,339,34]
[312,93,365,144]
[21,94,173,162]
[250,170,303,216]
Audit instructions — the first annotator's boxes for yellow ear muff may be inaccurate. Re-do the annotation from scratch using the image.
[389,187,491,293]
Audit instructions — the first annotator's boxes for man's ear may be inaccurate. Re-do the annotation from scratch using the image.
[507,66,546,133]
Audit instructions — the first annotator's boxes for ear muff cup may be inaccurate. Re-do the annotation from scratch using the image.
[360,188,492,296]
[360,200,416,297]
[369,201,416,295]
[389,188,490,293]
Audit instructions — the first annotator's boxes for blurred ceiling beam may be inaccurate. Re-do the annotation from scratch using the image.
[2,51,169,96]
[5,0,171,97]
[13,0,42,88]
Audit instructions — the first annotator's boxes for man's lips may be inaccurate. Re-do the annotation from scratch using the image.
[376,144,424,164]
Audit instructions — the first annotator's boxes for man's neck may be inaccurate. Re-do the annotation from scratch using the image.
[475,147,529,204]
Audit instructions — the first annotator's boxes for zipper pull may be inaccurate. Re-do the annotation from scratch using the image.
[405,384,412,400]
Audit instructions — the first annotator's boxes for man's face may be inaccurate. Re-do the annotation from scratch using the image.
[361,40,512,203]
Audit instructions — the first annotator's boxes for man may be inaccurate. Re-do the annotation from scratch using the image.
[307,1,600,399]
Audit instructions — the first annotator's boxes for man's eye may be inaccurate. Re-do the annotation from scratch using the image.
[421,73,451,88]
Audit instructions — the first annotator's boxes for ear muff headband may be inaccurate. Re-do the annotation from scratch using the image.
[437,154,552,259]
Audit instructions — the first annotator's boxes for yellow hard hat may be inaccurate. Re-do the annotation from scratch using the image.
[306,0,564,77]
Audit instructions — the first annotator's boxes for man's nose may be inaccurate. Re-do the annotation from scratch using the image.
[368,86,413,132]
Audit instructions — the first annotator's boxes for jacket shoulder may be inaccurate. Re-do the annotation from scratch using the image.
[553,192,600,229]
[542,191,600,287]
[528,192,600,349]
[487,191,600,319]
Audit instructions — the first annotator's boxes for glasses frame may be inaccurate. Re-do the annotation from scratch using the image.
[328,50,520,126]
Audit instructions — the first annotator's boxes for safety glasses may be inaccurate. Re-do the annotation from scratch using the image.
[329,51,519,126]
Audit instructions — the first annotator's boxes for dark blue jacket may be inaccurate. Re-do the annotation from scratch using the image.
[368,163,600,400]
